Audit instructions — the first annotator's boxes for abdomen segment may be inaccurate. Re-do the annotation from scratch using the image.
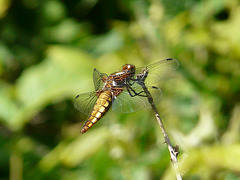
[80,91,112,133]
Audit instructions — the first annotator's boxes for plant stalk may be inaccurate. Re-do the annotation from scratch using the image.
[142,85,182,180]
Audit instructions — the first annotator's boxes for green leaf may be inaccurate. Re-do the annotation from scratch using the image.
[0,83,19,126]
[39,128,110,170]
[10,46,95,130]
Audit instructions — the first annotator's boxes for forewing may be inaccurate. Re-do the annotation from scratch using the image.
[112,85,163,113]
[74,92,98,116]
[133,58,179,85]
[93,68,108,91]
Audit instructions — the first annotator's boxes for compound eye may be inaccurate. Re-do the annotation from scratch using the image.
[122,64,135,72]
[130,65,135,72]
[122,64,128,70]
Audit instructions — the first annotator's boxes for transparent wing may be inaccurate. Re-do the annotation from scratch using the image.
[93,68,108,91]
[112,85,163,113]
[74,91,98,116]
[133,58,179,86]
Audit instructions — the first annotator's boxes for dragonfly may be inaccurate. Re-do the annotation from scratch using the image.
[74,58,179,133]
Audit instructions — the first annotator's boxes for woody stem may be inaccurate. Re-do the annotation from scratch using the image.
[141,85,182,180]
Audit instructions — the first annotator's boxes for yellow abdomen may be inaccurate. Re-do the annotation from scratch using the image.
[80,91,112,133]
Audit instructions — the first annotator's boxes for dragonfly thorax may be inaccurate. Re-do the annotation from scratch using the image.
[111,79,126,87]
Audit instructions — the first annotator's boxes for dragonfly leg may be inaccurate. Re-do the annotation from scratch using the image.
[126,85,147,97]
[130,71,148,85]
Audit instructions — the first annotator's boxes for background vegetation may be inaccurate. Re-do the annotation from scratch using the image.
[0,0,240,179]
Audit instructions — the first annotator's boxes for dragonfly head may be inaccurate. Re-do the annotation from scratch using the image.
[122,64,135,74]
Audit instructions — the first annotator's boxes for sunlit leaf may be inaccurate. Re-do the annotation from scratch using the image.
[180,144,240,176]
[0,83,19,126]
[11,46,94,130]
[39,128,110,170]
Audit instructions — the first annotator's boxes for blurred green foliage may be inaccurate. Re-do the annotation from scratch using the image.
[0,0,240,179]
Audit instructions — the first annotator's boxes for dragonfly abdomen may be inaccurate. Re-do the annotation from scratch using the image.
[80,91,112,133]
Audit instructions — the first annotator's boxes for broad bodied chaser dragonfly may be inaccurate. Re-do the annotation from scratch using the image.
[74,58,179,133]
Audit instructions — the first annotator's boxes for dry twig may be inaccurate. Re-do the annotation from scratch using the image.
[137,71,182,180]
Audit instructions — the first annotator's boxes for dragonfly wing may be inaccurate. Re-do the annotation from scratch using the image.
[134,58,179,85]
[93,68,108,91]
[112,86,163,113]
[74,91,98,116]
